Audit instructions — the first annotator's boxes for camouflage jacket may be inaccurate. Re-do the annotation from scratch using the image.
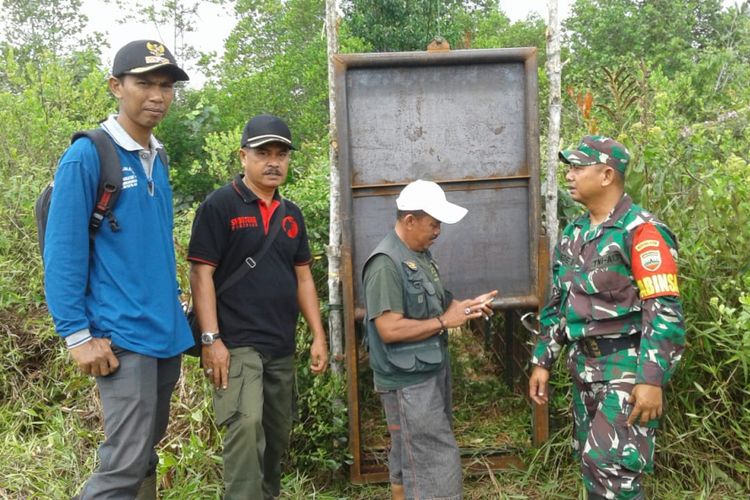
[532,194,685,385]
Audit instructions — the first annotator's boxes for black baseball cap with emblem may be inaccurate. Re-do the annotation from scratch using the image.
[112,40,189,82]
[241,114,295,150]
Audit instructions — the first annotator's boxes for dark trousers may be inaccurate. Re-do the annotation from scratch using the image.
[78,347,181,499]
[214,347,295,500]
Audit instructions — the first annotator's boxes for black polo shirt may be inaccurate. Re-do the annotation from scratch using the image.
[188,175,312,358]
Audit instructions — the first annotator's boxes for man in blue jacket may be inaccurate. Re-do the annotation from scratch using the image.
[43,40,193,499]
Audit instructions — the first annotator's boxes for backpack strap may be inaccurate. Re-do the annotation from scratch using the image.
[156,147,169,171]
[71,129,122,235]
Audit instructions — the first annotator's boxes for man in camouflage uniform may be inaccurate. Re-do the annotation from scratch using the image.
[528,136,685,499]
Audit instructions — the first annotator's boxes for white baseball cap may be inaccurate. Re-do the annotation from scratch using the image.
[396,180,468,224]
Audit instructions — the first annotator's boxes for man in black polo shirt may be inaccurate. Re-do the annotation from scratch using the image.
[188,114,329,499]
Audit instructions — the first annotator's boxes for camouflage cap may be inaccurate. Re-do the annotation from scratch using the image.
[559,135,630,174]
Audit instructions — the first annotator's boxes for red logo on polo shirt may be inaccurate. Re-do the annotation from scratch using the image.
[282,216,298,238]
[230,216,258,231]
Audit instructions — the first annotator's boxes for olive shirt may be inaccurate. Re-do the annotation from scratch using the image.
[363,237,451,391]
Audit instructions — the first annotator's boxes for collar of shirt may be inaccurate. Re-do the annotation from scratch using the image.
[101,114,163,181]
[574,193,634,231]
[232,174,281,205]
[232,175,283,233]
[101,114,162,152]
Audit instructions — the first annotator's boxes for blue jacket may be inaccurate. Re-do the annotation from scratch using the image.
[43,123,193,358]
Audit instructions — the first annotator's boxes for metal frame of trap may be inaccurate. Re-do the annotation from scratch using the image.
[332,46,550,483]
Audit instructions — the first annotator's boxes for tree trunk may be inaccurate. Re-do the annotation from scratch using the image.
[545,0,562,263]
[325,0,343,374]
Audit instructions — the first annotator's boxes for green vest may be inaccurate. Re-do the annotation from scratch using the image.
[363,231,449,388]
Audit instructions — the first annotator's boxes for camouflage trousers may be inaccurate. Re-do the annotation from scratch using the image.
[572,379,655,500]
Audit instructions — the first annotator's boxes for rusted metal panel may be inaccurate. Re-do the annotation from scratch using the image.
[334,47,547,484]
[338,49,541,307]
[351,181,534,301]
[346,63,528,185]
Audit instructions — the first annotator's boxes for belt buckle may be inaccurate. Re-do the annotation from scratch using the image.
[582,338,602,357]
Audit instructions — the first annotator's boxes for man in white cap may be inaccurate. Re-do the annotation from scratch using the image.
[362,179,497,500]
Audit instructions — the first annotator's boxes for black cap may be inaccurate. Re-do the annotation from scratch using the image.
[112,40,189,82]
[241,114,295,150]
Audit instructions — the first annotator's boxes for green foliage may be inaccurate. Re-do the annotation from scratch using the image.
[0,48,113,308]
[595,67,640,135]
[345,0,476,51]
[157,92,226,202]
[565,0,727,78]
[471,9,546,54]
[288,344,350,474]
[562,0,750,134]
[343,0,546,54]
[216,0,329,157]
[280,145,331,259]
[2,0,750,497]
[0,0,104,63]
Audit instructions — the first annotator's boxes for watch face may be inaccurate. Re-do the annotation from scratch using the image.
[201,333,214,345]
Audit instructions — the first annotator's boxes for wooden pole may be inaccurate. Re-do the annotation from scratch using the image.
[325,0,343,374]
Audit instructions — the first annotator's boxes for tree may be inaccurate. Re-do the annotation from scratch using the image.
[215,0,329,150]
[0,0,104,61]
[545,0,561,258]
[565,0,726,77]
[471,9,546,55]
[560,0,748,140]
[343,0,501,52]
[325,0,344,373]
[108,0,227,75]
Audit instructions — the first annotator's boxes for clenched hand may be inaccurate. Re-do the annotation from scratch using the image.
[69,338,119,377]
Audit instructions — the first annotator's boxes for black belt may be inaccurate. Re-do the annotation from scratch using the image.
[579,334,641,357]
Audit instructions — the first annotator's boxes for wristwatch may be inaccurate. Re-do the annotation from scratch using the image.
[201,332,220,346]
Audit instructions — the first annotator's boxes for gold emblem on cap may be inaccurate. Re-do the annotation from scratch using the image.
[146,42,166,57]
[144,42,169,64]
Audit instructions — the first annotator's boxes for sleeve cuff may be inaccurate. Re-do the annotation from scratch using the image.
[635,362,667,386]
[531,357,554,370]
[65,329,93,349]
[530,345,555,370]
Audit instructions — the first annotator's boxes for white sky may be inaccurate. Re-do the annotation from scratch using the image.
[80,0,740,87]
[82,0,573,87]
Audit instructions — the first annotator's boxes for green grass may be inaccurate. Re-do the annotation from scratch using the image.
[2,307,748,499]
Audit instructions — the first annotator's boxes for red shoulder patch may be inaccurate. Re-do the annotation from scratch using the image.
[631,223,679,299]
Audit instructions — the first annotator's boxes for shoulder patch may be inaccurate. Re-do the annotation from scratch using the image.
[404,260,418,271]
[634,239,659,252]
[632,223,679,299]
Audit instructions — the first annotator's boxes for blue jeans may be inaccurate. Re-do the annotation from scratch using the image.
[79,346,181,499]
[378,361,462,500]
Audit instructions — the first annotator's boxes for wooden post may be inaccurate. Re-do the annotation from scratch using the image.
[325,0,344,374]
